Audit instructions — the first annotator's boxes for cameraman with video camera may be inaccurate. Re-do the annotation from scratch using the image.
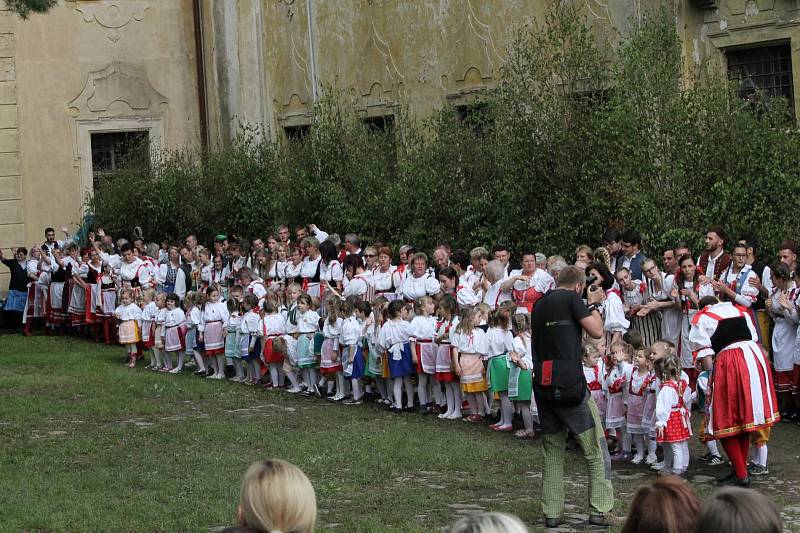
[531,266,613,529]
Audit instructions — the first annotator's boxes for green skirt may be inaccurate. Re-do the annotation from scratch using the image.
[509,368,533,401]
[488,355,511,393]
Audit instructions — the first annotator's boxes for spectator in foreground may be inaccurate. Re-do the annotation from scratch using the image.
[451,512,529,533]
[694,486,782,533]
[227,459,316,533]
[621,476,700,533]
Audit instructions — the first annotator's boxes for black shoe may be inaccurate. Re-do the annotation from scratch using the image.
[544,517,561,528]
[716,470,736,484]
[721,475,751,487]
[588,514,611,528]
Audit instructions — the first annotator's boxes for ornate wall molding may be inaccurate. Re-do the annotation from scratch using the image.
[73,1,150,44]
[68,62,168,119]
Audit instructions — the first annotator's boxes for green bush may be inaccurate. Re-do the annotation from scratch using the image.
[88,6,800,262]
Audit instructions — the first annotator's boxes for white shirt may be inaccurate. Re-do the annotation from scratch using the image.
[163,307,185,328]
[399,272,440,300]
[259,313,287,337]
[199,301,230,331]
[114,302,142,321]
[409,315,437,341]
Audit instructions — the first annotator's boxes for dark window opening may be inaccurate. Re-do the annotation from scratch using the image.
[91,131,149,190]
[727,43,794,114]
[456,101,493,136]
[363,114,395,133]
[284,125,311,144]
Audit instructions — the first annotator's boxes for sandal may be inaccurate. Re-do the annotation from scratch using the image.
[515,429,535,439]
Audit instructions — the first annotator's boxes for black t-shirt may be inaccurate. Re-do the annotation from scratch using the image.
[531,288,591,363]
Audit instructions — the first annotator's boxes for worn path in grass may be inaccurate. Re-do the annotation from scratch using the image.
[2,335,800,532]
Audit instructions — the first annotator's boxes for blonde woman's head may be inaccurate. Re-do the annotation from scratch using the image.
[451,512,529,533]
[237,459,317,533]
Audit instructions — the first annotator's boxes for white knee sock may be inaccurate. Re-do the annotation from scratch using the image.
[443,383,454,416]
[404,376,415,408]
[633,434,645,457]
[499,393,514,427]
[621,428,631,454]
[663,443,674,471]
[433,380,444,406]
[418,374,429,407]
[452,383,463,416]
[706,440,720,457]
[647,437,657,458]
[352,379,363,400]
[162,351,173,370]
[758,444,768,467]
[269,364,280,387]
[233,358,244,380]
[393,378,404,408]
[335,373,346,398]
[192,351,206,371]
[286,369,299,389]
[176,352,186,371]
[376,378,388,400]
[215,355,225,376]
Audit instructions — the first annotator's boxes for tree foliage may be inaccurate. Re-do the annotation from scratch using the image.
[6,0,57,19]
[88,5,800,262]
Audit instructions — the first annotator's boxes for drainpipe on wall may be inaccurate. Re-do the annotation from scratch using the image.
[306,0,318,102]
[192,0,209,151]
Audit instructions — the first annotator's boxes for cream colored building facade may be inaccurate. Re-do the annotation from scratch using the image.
[1,0,798,293]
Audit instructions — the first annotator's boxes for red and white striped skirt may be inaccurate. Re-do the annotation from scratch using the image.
[203,320,225,356]
[435,343,455,382]
[709,341,780,438]
[164,325,186,353]
[320,337,342,374]
[414,340,437,375]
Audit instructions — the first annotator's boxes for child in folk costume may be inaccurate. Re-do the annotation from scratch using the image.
[199,286,229,378]
[435,296,461,419]
[64,244,87,331]
[83,248,103,340]
[150,293,167,371]
[172,291,200,374]
[267,243,288,287]
[139,288,159,369]
[671,254,714,390]
[209,254,230,301]
[319,298,347,401]
[766,262,797,419]
[409,296,439,414]
[510,313,536,438]
[96,264,118,344]
[295,293,322,396]
[282,283,304,394]
[627,347,656,464]
[161,293,186,372]
[582,342,608,426]
[605,341,634,459]
[342,300,370,405]
[240,294,263,385]
[654,355,692,476]
[225,297,246,382]
[260,297,287,389]
[46,248,69,332]
[452,306,489,422]
[364,297,391,405]
[22,245,47,336]
[115,289,142,368]
[616,267,660,347]
[485,309,516,431]
[378,299,415,412]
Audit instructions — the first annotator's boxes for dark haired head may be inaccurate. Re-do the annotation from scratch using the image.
[586,262,614,291]
[602,228,620,244]
[772,261,791,281]
[439,266,458,281]
[437,294,458,314]
[386,299,405,319]
[119,243,133,254]
[165,293,180,305]
[621,229,641,248]
[44,227,55,235]
[342,253,364,276]
[708,224,728,245]
[318,240,338,263]
[450,249,470,271]
[698,295,719,309]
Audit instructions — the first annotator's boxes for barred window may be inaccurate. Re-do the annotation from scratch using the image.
[726,43,794,112]
[91,131,149,189]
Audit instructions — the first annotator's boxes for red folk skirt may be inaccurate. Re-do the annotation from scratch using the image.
[262,335,284,364]
[709,341,780,438]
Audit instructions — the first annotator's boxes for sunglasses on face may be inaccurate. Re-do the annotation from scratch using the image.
[364,254,376,258]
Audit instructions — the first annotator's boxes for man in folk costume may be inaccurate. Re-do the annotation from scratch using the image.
[697,225,732,297]
[689,300,779,487]
[618,229,647,281]
[736,236,771,352]
[40,226,74,260]
[712,242,760,331]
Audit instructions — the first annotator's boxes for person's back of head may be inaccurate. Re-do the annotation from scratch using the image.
[695,487,782,533]
[450,512,528,533]
[238,459,316,533]
[621,476,700,533]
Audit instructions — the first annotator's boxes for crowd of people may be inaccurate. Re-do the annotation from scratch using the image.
[1,222,790,527]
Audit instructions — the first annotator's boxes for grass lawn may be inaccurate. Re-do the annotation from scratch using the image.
[2,335,800,532]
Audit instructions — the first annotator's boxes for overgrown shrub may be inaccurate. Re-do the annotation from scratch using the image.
[88,6,800,262]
